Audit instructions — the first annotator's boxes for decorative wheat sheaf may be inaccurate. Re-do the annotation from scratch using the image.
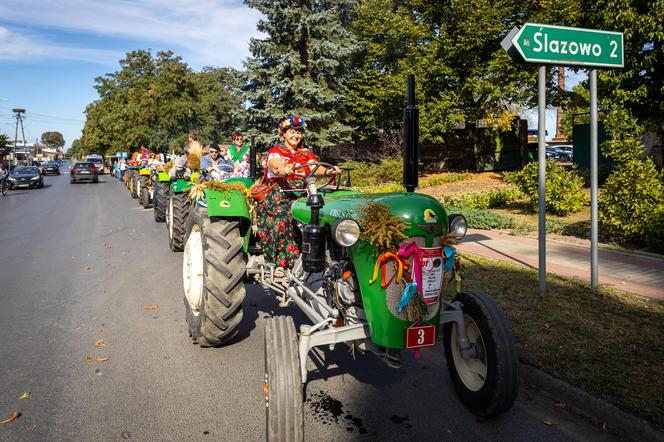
[187,133,203,171]
[188,180,251,201]
[358,201,408,253]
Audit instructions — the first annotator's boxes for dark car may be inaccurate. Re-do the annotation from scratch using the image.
[42,162,61,175]
[70,162,99,183]
[8,166,44,189]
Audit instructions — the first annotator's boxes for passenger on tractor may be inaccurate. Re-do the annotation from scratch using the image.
[200,143,234,181]
[227,129,251,177]
[255,116,341,277]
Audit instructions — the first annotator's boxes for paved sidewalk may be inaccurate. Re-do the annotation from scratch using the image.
[457,229,664,300]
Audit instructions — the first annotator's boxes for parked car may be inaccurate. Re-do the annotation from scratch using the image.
[70,162,99,184]
[7,166,44,189]
[42,162,61,175]
[546,146,572,162]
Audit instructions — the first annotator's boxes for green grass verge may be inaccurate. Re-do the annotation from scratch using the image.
[445,253,664,428]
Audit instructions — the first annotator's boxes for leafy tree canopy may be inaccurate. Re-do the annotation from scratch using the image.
[243,0,359,148]
[82,50,242,156]
[41,131,65,149]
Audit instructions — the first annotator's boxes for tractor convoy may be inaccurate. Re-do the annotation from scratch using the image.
[119,139,518,442]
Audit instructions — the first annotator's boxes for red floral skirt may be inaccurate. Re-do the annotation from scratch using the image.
[256,186,300,269]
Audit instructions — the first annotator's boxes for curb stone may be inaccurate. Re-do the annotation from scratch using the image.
[519,361,664,442]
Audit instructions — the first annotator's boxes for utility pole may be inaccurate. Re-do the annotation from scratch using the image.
[12,109,26,167]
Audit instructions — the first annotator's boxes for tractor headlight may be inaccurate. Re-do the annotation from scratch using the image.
[448,214,467,240]
[333,219,360,247]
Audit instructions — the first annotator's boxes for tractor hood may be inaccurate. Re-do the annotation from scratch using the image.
[292,191,449,243]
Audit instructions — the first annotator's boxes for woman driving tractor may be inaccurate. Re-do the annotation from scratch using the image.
[256,116,340,277]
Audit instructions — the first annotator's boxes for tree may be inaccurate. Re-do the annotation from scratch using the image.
[41,131,65,149]
[82,50,241,156]
[242,0,359,148]
[68,139,84,159]
[0,133,10,157]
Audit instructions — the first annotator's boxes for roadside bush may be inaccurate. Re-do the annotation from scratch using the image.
[362,182,404,193]
[441,186,521,210]
[505,161,586,216]
[599,158,664,241]
[645,208,664,253]
[448,207,516,230]
[340,158,402,187]
[420,172,471,187]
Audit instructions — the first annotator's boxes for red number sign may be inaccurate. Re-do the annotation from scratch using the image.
[405,325,436,349]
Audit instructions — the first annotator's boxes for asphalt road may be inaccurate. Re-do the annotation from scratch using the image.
[0,165,615,441]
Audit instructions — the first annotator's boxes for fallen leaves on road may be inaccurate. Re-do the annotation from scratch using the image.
[69,256,76,260]
[1,411,21,424]
[95,340,105,347]
[18,392,30,400]
[104,243,112,250]
[83,265,92,271]
[96,357,109,362]
[85,356,93,363]
[543,420,558,426]
[143,305,160,310]
[552,400,568,410]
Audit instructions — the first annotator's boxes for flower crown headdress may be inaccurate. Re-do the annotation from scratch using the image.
[278,116,307,137]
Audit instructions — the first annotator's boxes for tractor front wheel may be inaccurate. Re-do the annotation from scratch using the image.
[141,186,151,209]
[153,181,169,222]
[166,190,190,252]
[264,316,304,442]
[183,207,245,346]
[443,290,518,417]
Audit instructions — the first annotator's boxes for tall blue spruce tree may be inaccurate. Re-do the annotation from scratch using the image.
[242,0,358,148]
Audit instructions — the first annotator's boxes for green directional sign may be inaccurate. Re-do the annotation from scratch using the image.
[512,23,623,68]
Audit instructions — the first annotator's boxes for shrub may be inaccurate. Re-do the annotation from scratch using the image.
[362,182,404,193]
[448,207,517,230]
[420,172,471,187]
[599,158,664,240]
[340,158,402,187]
[505,161,587,216]
[645,208,664,253]
[440,186,522,210]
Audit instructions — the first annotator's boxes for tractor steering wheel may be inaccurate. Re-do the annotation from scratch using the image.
[291,161,337,190]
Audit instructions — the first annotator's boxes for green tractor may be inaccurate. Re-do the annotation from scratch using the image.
[182,161,518,439]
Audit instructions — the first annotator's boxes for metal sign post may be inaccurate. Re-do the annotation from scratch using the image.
[589,69,598,291]
[537,65,547,296]
[503,23,624,296]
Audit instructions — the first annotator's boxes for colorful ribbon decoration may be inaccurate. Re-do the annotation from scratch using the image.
[443,245,456,272]
[397,282,418,313]
[398,241,425,292]
[369,252,410,288]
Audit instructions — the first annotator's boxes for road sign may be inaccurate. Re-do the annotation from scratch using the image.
[511,23,623,68]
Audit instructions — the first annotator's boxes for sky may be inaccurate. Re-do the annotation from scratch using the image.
[0,1,580,152]
[0,0,263,150]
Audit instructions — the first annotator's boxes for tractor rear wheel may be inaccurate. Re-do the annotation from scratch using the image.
[264,316,304,442]
[153,181,168,222]
[130,173,139,198]
[141,186,151,209]
[443,291,518,417]
[183,207,245,346]
[138,176,149,205]
[166,189,190,252]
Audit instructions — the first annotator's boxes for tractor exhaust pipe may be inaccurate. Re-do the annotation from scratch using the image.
[249,136,257,179]
[403,74,419,192]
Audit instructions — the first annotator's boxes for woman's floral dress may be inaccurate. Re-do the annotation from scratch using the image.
[255,146,316,269]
